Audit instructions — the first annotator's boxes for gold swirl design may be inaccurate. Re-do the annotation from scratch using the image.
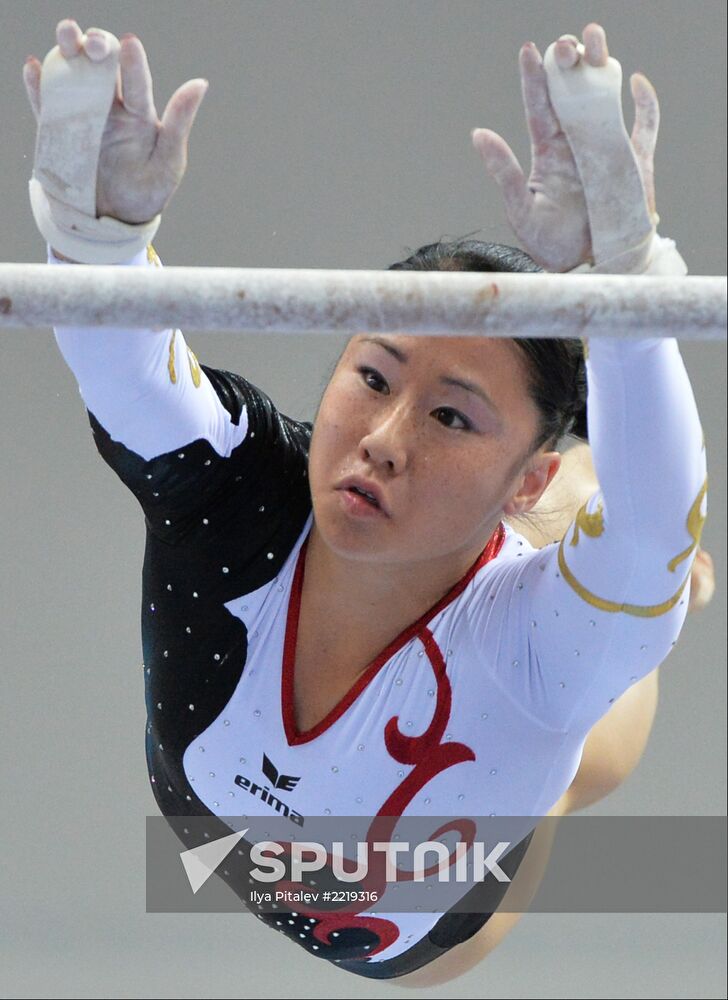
[570,499,604,547]
[559,477,708,617]
[667,478,708,574]
[187,346,202,388]
[557,536,691,617]
[147,244,161,267]
[167,329,177,384]
[166,330,201,388]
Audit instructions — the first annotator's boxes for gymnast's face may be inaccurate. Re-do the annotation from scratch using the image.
[308,334,561,565]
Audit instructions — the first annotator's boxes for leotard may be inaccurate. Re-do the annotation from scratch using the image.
[49,241,707,978]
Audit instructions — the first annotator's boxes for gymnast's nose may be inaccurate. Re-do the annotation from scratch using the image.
[357,404,411,476]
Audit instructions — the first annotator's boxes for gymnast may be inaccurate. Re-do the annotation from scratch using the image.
[23,18,714,985]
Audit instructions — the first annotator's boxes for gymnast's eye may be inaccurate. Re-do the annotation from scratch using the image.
[358,366,389,393]
[357,366,473,431]
[435,406,473,431]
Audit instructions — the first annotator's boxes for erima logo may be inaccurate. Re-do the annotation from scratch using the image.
[262,752,300,791]
[234,753,304,826]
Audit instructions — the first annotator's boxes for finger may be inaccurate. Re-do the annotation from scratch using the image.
[119,34,156,117]
[84,27,112,62]
[583,23,608,67]
[630,72,660,155]
[23,57,41,121]
[56,18,83,58]
[555,35,580,70]
[519,42,563,145]
[471,128,531,231]
[155,78,209,175]
[630,72,660,217]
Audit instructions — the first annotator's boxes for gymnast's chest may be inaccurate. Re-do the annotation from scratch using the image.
[177,595,558,821]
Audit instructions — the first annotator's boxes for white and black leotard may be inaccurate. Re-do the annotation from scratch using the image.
[49,242,707,979]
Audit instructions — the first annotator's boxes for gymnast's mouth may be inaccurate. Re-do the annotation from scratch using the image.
[335,476,391,516]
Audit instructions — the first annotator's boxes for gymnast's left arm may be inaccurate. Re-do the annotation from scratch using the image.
[468,24,708,735]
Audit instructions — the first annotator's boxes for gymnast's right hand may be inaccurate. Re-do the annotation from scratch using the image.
[22,18,209,224]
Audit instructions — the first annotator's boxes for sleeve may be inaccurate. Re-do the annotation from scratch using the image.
[463,239,708,738]
[51,244,312,544]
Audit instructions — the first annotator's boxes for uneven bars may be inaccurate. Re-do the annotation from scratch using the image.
[0,264,725,339]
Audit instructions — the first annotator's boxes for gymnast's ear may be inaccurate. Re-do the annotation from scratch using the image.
[501,449,562,517]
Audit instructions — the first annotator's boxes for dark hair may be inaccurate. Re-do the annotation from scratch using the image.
[387,236,588,450]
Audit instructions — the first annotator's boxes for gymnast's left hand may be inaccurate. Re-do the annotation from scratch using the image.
[471,23,659,272]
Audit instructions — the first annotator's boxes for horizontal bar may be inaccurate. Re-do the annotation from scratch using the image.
[0,264,725,339]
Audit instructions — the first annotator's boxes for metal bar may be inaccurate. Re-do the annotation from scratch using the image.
[0,264,724,339]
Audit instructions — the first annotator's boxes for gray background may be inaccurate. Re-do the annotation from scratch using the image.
[1,1,725,998]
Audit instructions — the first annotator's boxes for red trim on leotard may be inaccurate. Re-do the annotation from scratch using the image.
[281,521,506,747]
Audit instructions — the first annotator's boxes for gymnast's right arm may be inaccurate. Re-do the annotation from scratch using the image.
[23,20,219,464]
[23,22,314,541]
[48,242,250,463]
